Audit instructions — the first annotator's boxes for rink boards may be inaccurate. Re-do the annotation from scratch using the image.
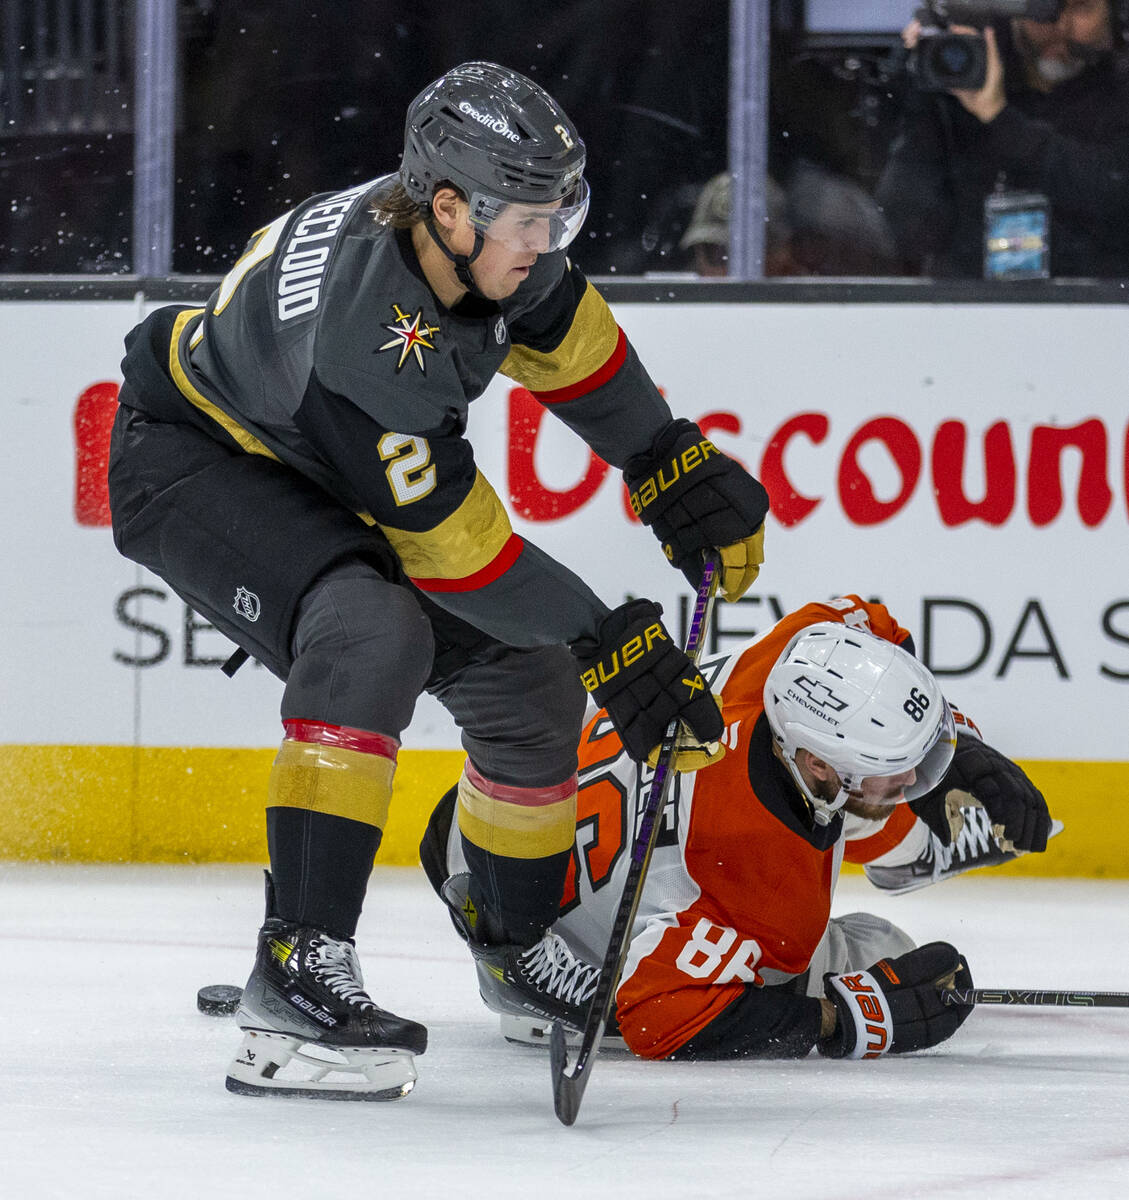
[2,292,1126,873]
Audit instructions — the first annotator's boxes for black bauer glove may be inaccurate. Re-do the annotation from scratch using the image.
[623,419,769,601]
[571,599,724,766]
[818,942,975,1059]
[910,732,1052,853]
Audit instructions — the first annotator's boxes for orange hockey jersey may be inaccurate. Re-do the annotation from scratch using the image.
[556,595,920,1060]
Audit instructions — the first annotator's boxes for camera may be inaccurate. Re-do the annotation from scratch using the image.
[908,1,1064,91]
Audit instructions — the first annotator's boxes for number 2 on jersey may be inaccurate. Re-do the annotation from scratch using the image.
[378,432,437,505]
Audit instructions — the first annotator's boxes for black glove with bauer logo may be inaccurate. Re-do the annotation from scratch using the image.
[623,419,769,600]
[571,599,724,766]
[818,942,975,1059]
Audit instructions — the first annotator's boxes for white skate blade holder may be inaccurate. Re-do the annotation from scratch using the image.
[499,1014,627,1053]
[226,1024,417,1102]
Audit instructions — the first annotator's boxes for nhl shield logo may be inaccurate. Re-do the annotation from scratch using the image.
[233,586,261,623]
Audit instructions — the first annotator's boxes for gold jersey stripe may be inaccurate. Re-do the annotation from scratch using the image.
[379,469,513,582]
[167,308,281,461]
[457,769,577,860]
[499,280,620,393]
[267,738,394,829]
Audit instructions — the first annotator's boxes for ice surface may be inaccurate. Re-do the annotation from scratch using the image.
[2,864,1127,1199]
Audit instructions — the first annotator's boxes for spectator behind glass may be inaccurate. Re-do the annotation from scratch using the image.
[876,0,1129,278]
[679,172,736,276]
[680,168,897,277]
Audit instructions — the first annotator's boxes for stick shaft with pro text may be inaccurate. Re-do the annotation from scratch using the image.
[550,552,721,1126]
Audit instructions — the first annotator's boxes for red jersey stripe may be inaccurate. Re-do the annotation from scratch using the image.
[530,327,627,405]
[410,532,524,593]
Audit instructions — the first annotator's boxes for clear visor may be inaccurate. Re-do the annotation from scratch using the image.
[469,178,590,254]
[901,701,958,801]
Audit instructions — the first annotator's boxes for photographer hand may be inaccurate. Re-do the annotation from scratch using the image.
[904,18,1006,122]
[951,24,1007,122]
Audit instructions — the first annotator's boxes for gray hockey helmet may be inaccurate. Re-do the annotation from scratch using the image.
[400,61,589,253]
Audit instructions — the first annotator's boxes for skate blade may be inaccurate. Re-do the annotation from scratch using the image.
[499,1014,627,1053]
[225,1028,417,1101]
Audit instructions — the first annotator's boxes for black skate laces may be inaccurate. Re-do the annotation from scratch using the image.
[305,936,376,1009]
[519,933,599,1006]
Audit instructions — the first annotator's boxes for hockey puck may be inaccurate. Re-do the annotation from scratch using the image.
[197,984,243,1016]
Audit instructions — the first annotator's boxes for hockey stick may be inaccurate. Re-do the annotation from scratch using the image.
[550,551,721,1126]
[942,988,1129,1008]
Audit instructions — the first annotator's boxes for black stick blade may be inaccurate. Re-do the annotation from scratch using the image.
[550,1022,581,1126]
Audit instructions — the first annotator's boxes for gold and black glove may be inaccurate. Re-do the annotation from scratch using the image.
[623,418,769,600]
[572,599,724,769]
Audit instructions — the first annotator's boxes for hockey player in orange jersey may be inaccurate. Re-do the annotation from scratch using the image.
[422,594,1056,1061]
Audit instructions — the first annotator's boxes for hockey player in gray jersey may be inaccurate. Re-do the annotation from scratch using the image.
[107,62,769,1099]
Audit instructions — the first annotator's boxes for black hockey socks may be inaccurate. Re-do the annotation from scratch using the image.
[455,761,576,947]
[265,718,397,939]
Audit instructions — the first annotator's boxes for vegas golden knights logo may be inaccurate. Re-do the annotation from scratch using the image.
[378,304,440,373]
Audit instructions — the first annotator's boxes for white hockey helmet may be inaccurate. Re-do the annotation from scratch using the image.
[764,622,956,824]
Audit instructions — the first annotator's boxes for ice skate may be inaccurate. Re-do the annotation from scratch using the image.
[497,1012,627,1052]
[226,918,427,1102]
[441,873,600,1032]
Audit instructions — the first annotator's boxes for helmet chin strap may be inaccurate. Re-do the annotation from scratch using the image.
[424,215,488,299]
[779,748,850,826]
[811,782,850,826]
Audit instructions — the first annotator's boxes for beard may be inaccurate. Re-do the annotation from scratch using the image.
[1013,19,1112,87]
[1033,51,1090,84]
[842,795,899,822]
